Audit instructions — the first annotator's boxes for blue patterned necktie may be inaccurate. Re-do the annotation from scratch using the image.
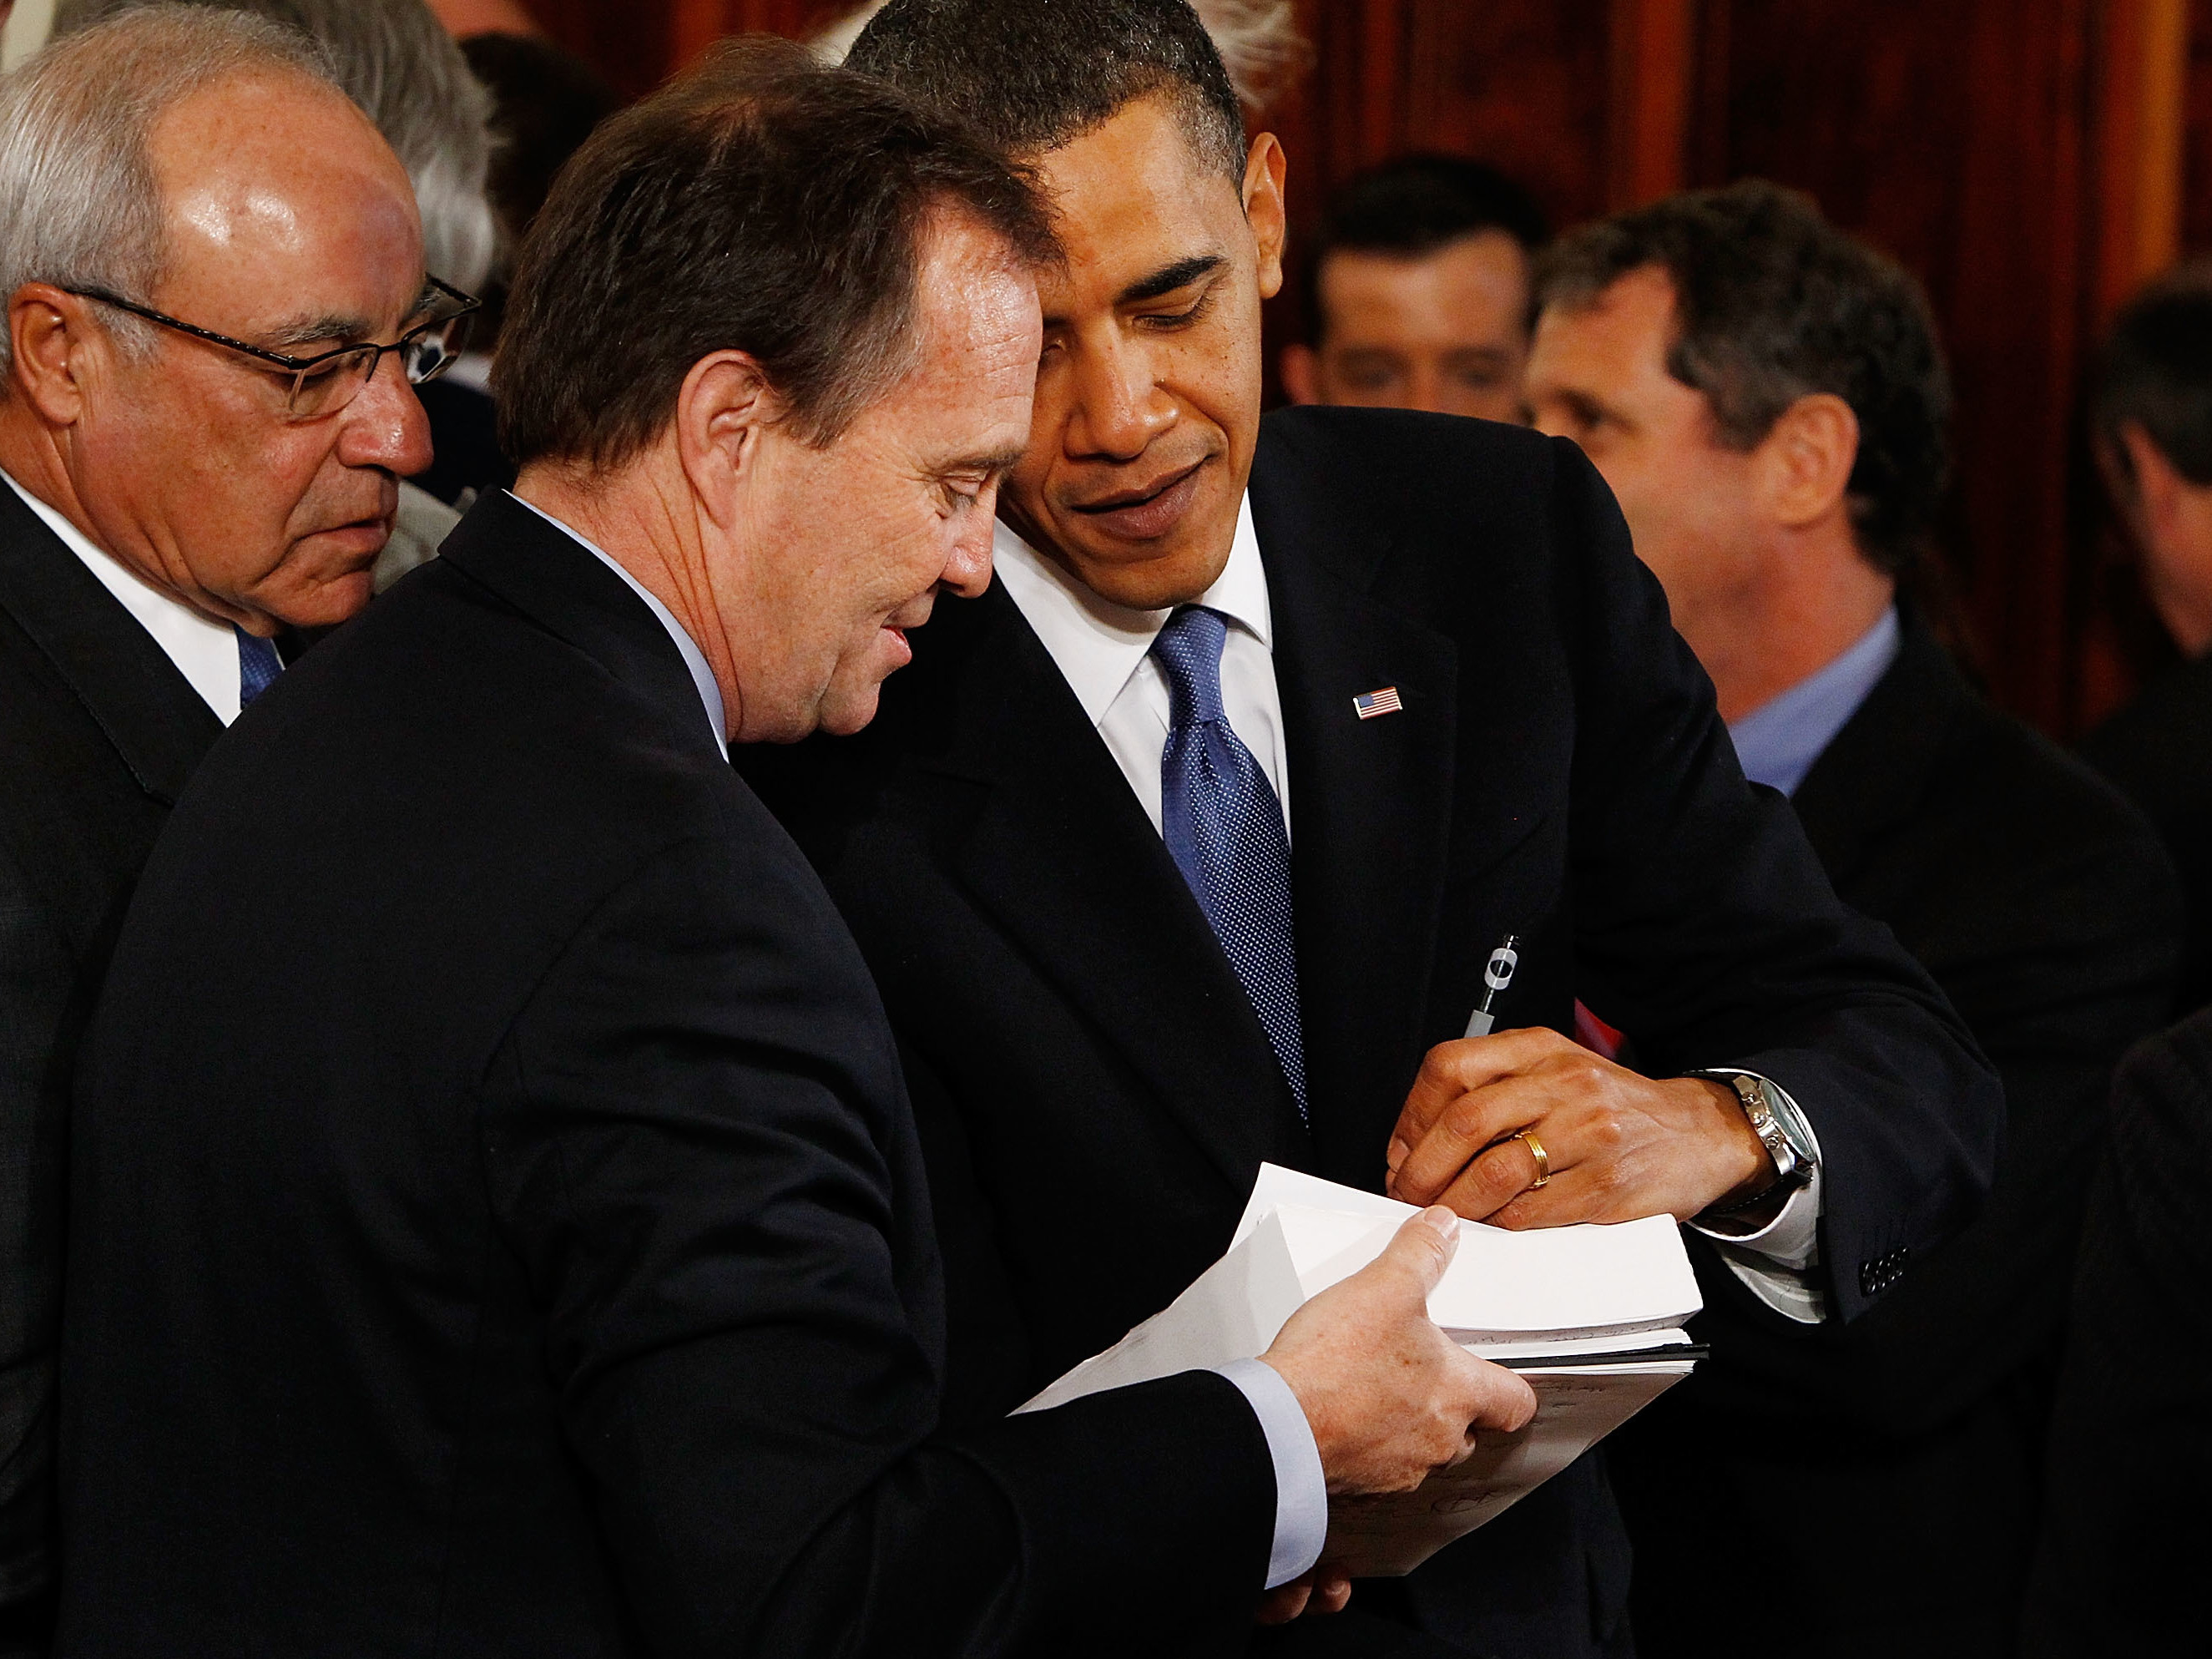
[1152,605,1308,1119]
[235,625,282,708]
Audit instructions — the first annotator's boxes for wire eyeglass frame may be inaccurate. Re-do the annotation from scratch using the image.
[62,275,481,419]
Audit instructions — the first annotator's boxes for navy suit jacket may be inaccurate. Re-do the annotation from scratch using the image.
[0,479,225,1656]
[58,491,1279,1657]
[740,407,2006,1658]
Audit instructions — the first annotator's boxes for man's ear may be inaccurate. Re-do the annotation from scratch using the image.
[2114,422,2184,545]
[1280,342,1322,405]
[1759,392,1860,530]
[674,349,780,527]
[1243,132,1288,303]
[9,285,94,427]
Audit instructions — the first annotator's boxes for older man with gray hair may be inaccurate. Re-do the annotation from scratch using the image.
[0,9,473,1647]
[54,0,498,573]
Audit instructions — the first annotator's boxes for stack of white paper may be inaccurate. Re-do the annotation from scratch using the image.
[1018,1163,1703,1576]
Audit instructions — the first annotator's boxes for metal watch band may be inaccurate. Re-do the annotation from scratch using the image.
[1686,1068,1817,1213]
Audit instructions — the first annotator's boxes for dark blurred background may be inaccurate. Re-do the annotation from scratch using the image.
[407,0,2212,741]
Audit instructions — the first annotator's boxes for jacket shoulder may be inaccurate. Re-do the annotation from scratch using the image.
[1821,629,2169,876]
[2082,652,2212,823]
[2125,1007,2212,1117]
[1921,691,2177,972]
[1255,406,1574,529]
[1259,403,1561,473]
[1953,692,2174,875]
[186,556,765,938]
[1252,407,1623,630]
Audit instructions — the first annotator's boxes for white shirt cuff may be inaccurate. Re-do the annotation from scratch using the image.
[1688,1071,1827,1323]
[1214,1357,1326,1588]
[1694,1159,1822,1266]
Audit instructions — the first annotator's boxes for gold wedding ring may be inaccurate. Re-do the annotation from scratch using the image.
[1513,1128,1550,1189]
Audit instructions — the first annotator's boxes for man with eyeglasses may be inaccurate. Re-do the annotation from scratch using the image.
[0,13,471,1649]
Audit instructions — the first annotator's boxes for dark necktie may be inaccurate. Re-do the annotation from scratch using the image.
[235,625,282,707]
[1151,605,1308,1119]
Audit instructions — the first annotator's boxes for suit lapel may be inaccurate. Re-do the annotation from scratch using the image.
[1250,435,1462,1186]
[1790,612,1968,884]
[0,478,222,806]
[915,582,1309,1191]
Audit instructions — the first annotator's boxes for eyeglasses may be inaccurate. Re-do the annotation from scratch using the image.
[62,276,482,420]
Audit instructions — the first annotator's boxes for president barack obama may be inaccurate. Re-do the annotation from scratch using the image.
[738,3,2005,1654]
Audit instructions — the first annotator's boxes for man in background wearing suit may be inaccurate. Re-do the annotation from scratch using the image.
[0,13,471,1649]
[59,41,1535,1656]
[2083,266,2212,1016]
[743,5,2003,1656]
[1523,180,2181,1657]
[1279,154,1549,425]
[53,0,501,588]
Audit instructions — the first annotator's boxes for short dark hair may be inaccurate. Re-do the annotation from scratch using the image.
[2093,263,2212,490]
[1304,154,1548,344]
[1535,179,1949,576]
[496,36,1055,470]
[849,0,1247,180]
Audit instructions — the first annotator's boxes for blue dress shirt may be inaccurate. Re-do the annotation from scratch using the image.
[1728,607,1901,797]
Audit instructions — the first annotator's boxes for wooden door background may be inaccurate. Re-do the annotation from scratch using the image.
[502,0,2212,738]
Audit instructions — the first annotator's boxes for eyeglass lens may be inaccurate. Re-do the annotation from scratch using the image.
[284,312,472,419]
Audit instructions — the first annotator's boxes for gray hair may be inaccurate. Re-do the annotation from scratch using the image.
[1191,0,1307,111]
[55,0,496,291]
[0,8,336,374]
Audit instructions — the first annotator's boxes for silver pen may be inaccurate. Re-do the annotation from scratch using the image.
[1463,933,1519,1038]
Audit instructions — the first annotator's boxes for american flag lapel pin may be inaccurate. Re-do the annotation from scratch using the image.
[1352,685,1403,720]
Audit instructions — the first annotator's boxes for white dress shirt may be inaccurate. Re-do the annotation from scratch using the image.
[993,495,1290,837]
[996,495,1828,1326]
[520,493,1322,1586]
[3,468,245,722]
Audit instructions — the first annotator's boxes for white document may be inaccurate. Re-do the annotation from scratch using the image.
[1320,1356,1694,1576]
[1018,1165,1702,1576]
[1235,1163,1700,1341]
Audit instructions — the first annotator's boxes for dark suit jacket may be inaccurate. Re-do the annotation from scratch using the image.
[2083,650,2212,1014]
[740,407,2005,1659]
[2023,1009,2212,1655]
[0,479,225,1655]
[1611,615,2181,1659]
[56,492,1279,1658]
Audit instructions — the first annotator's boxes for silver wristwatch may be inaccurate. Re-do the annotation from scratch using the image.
[1686,1069,1818,1212]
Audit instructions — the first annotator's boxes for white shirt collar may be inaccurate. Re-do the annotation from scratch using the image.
[0,466,244,723]
[507,491,728,752]
[991,492,1271,727]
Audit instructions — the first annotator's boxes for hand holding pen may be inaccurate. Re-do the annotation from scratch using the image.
[1386,933,1773,1227]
